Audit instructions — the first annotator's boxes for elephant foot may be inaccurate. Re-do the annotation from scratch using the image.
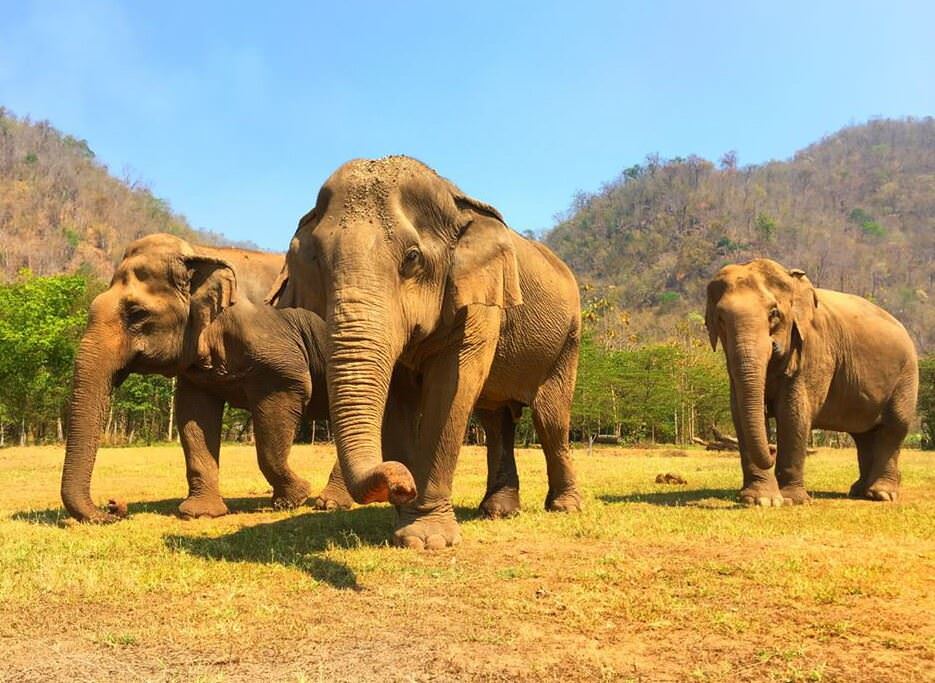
[545,486,583,513]
[779,486,812,506]
[311,483,355,511]
[393,502,461,550]
[479,486,520,519]
[739,484,784,508]
[865,484,899,502]
[271,478,312,510]
[848,479,867,499]
[178,494,229,519]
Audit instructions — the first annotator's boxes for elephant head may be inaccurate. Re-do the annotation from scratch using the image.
[62,233,238,522]
[269,156,522,506]
[704,258,818,470]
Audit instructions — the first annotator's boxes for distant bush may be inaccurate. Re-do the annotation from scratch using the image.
[919,356,935,449]
[849,207,886,238]
[755,212,777,241]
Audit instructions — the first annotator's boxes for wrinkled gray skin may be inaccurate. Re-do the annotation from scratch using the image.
[61,233,340,522]
[271,156,582,549]
[705,258,918,506]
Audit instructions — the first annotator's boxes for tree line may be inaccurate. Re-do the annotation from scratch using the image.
[2,269,933,450]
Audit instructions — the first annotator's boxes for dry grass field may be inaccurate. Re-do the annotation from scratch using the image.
[0,443,933,682]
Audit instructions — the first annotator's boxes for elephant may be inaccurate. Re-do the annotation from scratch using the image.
[704,258,918,506]
[269,155,583,549]
[61,233,337,522]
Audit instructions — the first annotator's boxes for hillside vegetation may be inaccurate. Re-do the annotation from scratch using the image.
[546,118,935,351]
[0,108,251,282]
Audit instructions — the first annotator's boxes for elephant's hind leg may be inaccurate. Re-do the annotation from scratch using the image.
[857,368,914,503]
[862,423,906,502]
[478,407,521,519]
[532,335,582,513]
[848,431,875,499]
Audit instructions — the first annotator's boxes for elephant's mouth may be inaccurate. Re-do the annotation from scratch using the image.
[770,339,785,361]
[113,367,132,388]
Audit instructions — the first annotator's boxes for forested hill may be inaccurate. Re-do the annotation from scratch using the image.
[545,118,935,352]
[0,107,254,282]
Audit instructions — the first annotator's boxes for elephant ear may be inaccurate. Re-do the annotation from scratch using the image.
[182,255,237,368]
[448,194,523,311]
[267,208,320,309]
[704,279,726,351]
[265,263,291,307]
[785,268,818,376]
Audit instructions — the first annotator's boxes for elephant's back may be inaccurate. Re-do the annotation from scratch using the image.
[819,288,915,356]
[198,245,285,305]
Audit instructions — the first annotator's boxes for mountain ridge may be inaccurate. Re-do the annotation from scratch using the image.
[0,107,259,283]
[545,117,935,351]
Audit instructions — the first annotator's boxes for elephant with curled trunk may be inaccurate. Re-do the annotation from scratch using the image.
[270,156,583,549]
[705,258,918,506]
[61,233,339,522]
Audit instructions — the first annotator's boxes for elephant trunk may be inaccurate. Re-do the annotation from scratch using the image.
[326,296,416,506]
[61,308,129,522]
[731,337,774,471]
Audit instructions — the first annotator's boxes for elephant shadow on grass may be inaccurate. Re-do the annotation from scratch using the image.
[599,487,849,508]
[10,497,405,589]
[600,488,742,508]
[9,496,274,527]
[166,503,485,590]
[165,504,483,590]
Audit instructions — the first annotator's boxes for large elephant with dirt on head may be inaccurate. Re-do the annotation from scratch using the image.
[270,155,583,549]
[704,258,918,506]
[61,233,336,523]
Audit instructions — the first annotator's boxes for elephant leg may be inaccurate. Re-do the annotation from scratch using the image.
[732,379,783,507]
[394,308,500,550]
[252,391,311,509]
[774,388,811,505]
[861,422,906,502]
[176,378,229,519]
[849,431,875,498]
[531,339,582,512]
[381,366,421,470]
[862,372,915,502]
[478,407,521,519]
[776,424,812,505]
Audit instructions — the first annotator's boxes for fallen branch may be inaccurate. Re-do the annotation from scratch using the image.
[696,427,815,455]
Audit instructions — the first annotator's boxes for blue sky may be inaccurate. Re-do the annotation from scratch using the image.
[1,1,932,250]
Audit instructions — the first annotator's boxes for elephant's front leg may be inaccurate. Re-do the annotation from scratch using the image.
[774,385,812,505]
[477,407,521,519]
[394,308,500,549]
[732,379,784,507]
[176,378,229,519]
[252,391,312,510]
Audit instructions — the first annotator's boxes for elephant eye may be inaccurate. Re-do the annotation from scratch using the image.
[125,304,148,325]
[400,246,422,275]
[768,307,780,324]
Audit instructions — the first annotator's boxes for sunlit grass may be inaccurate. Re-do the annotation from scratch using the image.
[1,444,933,681]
